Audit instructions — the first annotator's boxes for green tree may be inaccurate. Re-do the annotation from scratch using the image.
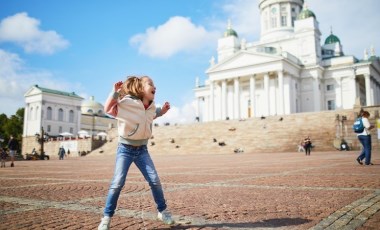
[0,108,24,149]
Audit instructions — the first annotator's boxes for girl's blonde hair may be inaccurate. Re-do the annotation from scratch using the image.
[119,76,144,99]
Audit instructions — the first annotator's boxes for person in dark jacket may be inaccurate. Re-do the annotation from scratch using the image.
[7,135,18,167]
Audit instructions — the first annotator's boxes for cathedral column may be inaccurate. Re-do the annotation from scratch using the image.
[234,78,240,119]
[221,80,227,119]
[313,76,321,111]
[351,68,357,105]
[277,71,284,115]
[264,73,270,115]
[249,75,256,117]
[195,97,200,120]
[283,73,291,114]
[364,74,372,106]
[336,77,343,109]
[210,81,215,121]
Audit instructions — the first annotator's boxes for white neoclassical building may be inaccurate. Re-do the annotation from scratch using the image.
[23,85,116,138]
[194,0,380,122]
[23,85,83,137]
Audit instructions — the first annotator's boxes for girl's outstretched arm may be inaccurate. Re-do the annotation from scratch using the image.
[104,81,123,117]
[154,102,170,119]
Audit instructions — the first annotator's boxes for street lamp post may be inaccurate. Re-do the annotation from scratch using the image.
[35,127,48,160]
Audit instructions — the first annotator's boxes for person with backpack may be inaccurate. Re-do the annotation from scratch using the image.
[355,111,375,165]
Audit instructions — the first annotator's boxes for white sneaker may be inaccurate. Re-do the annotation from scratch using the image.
[157,209,174,225]
[98,217,111,230]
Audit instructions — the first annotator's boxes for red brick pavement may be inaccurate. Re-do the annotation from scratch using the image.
[0,150,379,230]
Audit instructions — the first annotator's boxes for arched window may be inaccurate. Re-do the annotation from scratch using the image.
[36,106,39,120]
[69,110,74,122]
[29,107,33,120]
[58,108,64,121]
[47,107,53,120]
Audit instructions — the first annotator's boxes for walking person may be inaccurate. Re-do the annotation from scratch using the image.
[303,136,312,156]
[58,147,66,160]
[356,111,375,165]
[7,135,18,167]
[98,76,173,230]
[0,147,7,168]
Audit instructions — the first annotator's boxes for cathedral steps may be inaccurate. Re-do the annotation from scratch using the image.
[91,107,380,156]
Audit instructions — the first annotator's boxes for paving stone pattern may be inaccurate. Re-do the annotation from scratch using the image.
[0,151,379,230]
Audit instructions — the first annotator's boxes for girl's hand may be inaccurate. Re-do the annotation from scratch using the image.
[114,81,123,92]
[161,102,170,115]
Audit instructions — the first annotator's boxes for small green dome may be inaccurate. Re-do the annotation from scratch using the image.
[224,28,238,37]
[298,5,316,20]
[224,19,238,38]
[325,33,341,45]
[298,9,316,19]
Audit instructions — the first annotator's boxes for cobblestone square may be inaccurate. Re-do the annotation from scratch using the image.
[1,151,379,229]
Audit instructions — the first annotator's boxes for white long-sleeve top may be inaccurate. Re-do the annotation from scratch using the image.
[357,117,371,136]
[105,92,162,146]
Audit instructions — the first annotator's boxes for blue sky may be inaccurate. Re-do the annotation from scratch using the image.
[1,0,379,124]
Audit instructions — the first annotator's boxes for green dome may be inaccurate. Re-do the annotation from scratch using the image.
[224,20,238,38]
[298,7,316,20]
[325,33,341,44]
[224,28,238,37]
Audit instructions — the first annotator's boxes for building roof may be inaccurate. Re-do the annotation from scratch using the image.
[34,85,83,99]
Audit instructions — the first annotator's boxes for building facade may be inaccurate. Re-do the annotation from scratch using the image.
[23,85,116,138]
[194,0,380,122]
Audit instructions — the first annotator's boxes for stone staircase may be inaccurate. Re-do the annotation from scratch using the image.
[91,106,380,156]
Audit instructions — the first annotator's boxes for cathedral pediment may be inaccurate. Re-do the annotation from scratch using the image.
[207,51,283,73]
[24,85,42,97]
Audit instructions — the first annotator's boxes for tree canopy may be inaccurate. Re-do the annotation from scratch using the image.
[0,108,24,149]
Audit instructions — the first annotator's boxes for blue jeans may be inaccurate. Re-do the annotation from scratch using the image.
[103,143,167,217]
[358,135,372,165]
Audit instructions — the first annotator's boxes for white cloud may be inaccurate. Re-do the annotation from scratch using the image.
[154,100,197,125]
[0,49,83,116]
[130,16,219,58]
[0,12,69,55]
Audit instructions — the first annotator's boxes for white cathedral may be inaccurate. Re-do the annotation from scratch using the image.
[194,0,380,122]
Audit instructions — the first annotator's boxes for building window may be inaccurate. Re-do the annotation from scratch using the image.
[70,127,73,134]
[271,17,277,28]
[58,108,64,121]
[69,110,74,122]
[47,125,51,132]
[36,106,40,120]
[47,107,52,120]
[29,107,33,120]
[281,16,287,26]
[291,16,296,26]
[327,100,335,110]
[326,84,335,91]
[59,126,62,133]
